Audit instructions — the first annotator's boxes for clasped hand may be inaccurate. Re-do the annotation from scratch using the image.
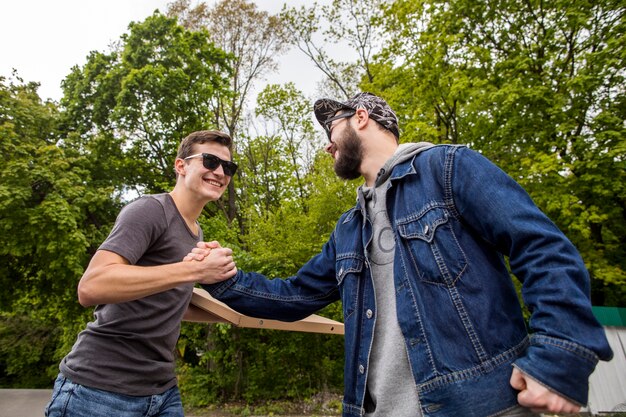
[183,241,237,284]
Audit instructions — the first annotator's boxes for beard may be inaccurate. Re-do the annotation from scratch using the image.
[334,124,363,180]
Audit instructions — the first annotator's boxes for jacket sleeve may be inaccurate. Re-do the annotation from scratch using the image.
[448,146,612,405]
[201,232,341,322]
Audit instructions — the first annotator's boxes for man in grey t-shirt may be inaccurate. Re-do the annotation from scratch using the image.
[45,130,239,417]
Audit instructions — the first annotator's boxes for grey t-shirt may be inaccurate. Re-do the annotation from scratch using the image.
[60,193,201,396]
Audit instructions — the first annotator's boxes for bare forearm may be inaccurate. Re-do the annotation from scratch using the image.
[77,249,236,307]
[78,261,199,306]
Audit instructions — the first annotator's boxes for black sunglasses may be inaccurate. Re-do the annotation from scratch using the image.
[184,153,238,176]
[322,110,356,139]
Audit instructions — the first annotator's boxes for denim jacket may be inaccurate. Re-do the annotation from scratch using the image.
[206,145,612,417]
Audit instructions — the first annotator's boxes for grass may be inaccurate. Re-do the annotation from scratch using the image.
[185,393,343,417]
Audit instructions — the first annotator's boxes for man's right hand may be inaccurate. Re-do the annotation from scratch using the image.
[510,367,581,414]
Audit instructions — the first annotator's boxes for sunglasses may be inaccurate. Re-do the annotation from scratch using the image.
[184,153,238,176]
[322,110,356,139]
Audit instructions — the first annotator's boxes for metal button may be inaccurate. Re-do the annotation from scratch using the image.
[424,225,430,234]
[366,309,373,319]
[359,364,365,374]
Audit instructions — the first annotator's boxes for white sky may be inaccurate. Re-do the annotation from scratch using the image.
[1,0,325,102]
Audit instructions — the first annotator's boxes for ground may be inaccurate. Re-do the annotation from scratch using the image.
[185,393,343,417]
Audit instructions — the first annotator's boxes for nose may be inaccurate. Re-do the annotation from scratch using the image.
[210,162,226,177]
[324,141,334,155]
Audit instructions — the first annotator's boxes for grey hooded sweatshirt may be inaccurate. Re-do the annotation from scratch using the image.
[358,143,434,417]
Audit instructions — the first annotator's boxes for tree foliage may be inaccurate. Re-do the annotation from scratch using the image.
[366,0,626,302]
[61,12,231,195]
[0,74,114,385]
[168,0,290,225]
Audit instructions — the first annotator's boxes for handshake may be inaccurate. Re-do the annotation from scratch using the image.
[183,241,237,285]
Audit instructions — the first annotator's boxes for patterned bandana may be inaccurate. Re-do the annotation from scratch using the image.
[314,92,400,139]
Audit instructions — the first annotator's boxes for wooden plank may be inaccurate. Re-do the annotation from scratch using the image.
[187,287,344,335]
[189,288,243,324]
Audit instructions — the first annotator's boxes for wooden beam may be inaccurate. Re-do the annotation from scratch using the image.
[186,287,344,335]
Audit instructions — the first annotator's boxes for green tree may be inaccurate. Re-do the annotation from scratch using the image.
[254,83,320,211]
[370,0,626,302]
[0,74,114,385]
[61,12,231,195]
[168,0,289,225]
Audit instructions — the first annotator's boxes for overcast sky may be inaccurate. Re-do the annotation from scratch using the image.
[1,0,324,102]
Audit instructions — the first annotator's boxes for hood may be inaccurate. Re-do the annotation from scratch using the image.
[358,142,435,207]
[374,142,434,187]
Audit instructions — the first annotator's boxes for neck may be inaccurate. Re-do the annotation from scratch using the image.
[169,186,207,229]
[361,137,398,187]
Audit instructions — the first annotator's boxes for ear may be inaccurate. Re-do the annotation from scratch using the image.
[174,158,187,177]
[354,108,370,130]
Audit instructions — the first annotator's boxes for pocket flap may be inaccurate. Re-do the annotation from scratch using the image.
[397,208,449,243]
[336,255,364,285]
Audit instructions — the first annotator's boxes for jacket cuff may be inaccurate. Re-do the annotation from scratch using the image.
[201,270,239,297]
[513,334,600,405]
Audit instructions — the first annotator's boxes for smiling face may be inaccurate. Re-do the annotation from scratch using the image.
[177,141,232,203]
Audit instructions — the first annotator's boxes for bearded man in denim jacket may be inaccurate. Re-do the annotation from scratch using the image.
[196,93,613,417]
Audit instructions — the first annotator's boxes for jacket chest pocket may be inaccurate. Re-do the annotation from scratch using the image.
[397,207,467,286]
[336,255,364,320]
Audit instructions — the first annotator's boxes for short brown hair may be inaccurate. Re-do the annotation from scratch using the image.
[176,130,233,160]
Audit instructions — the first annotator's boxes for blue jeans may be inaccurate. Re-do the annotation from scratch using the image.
[45,374,184,417]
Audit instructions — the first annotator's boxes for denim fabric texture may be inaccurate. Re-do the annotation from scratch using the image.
[45,374,184,417]
[205,145,612,417]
